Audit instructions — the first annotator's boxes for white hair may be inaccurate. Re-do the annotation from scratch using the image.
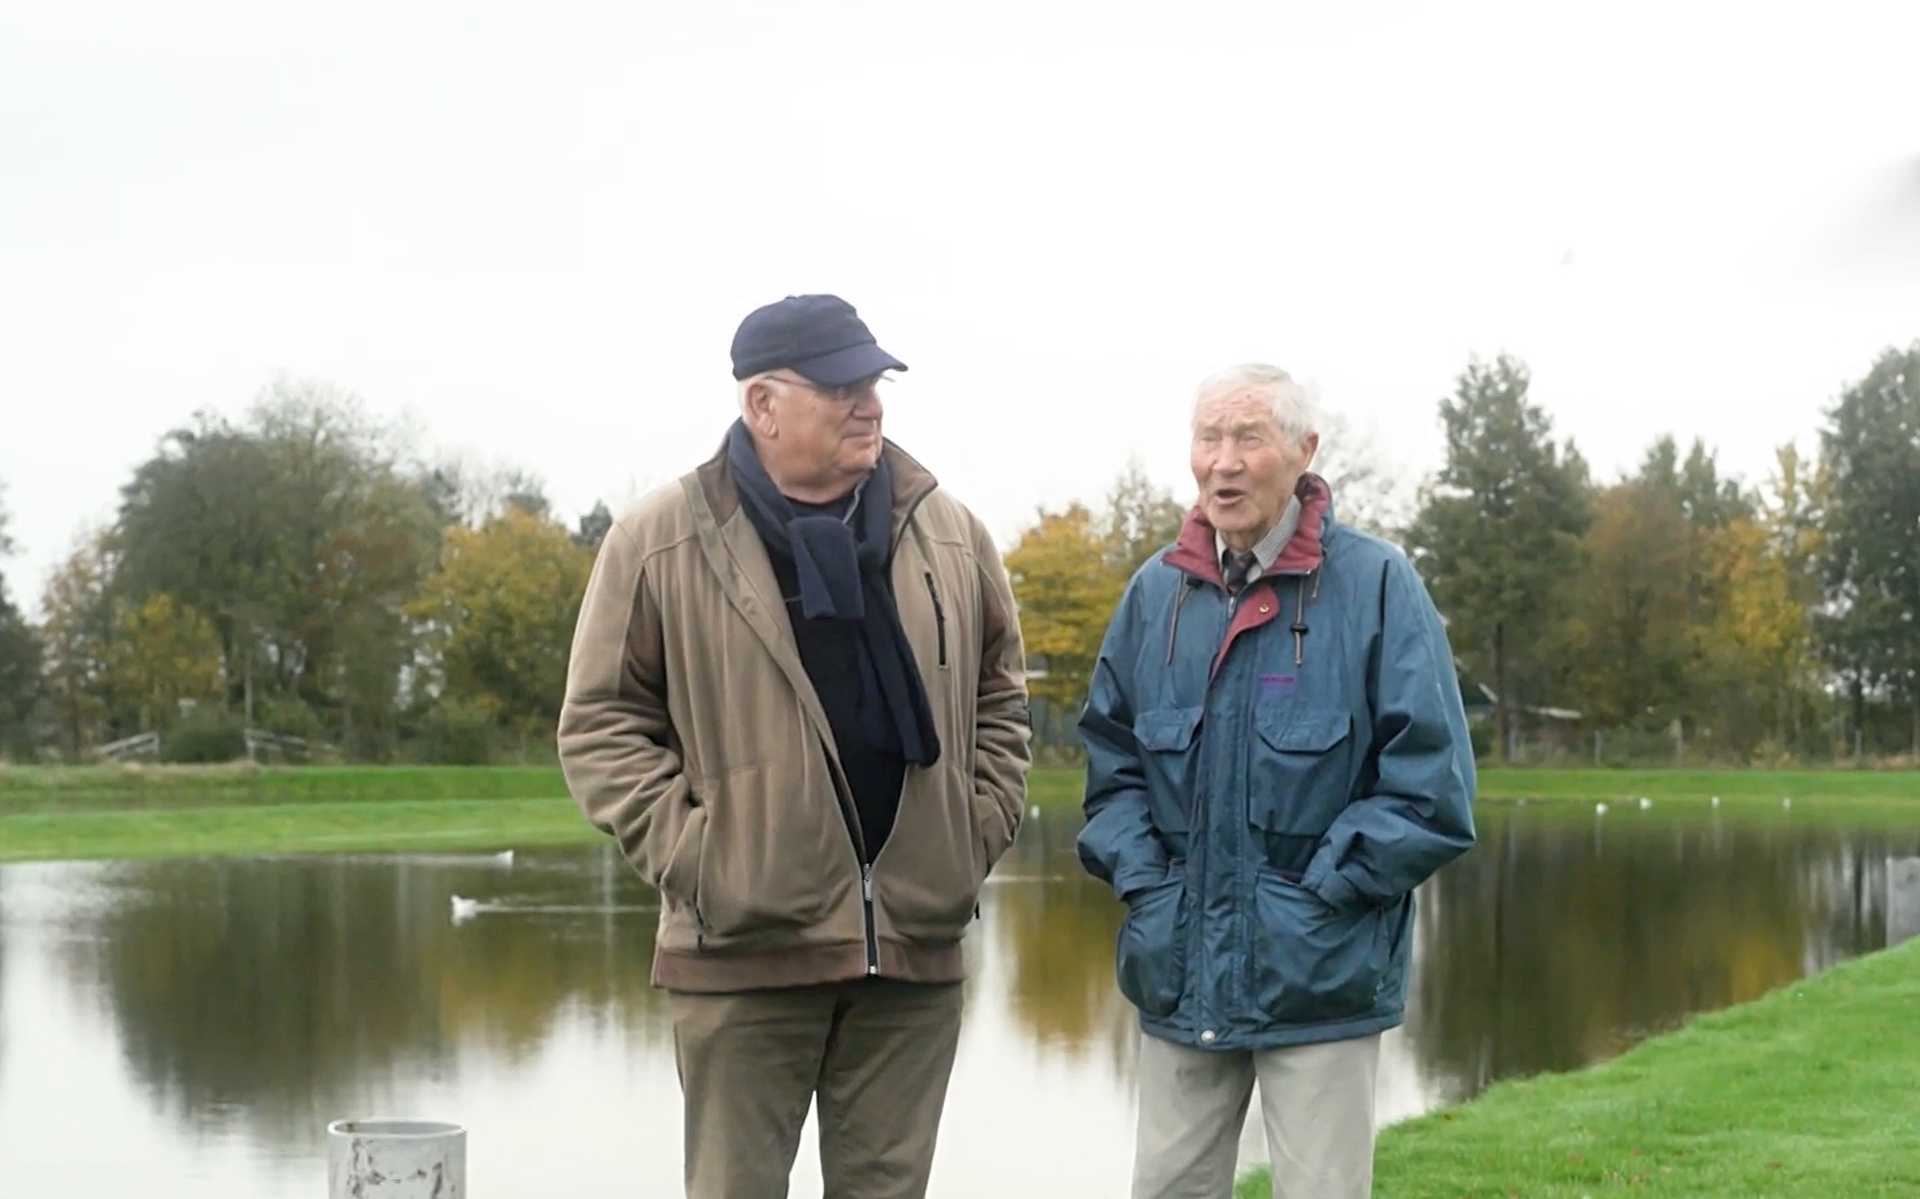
[1191,363,1318,444]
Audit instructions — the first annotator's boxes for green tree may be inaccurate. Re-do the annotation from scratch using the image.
[408,502,593,740]
[573,501,614,550]
[1404,354,1592,758]
[114,377,442,755]
[1313,408,1411,538]
[1561,480,1694,729]
[1813,342,1920,750]
[1099,457,1186,576]
[1635,434,1754,528]
[0,484,39,755]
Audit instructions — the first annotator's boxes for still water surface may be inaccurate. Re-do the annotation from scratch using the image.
[2,805,1917,1198]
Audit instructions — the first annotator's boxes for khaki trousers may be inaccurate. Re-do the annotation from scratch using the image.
[1132,1030,1382,1199]
[669,980,965,1199]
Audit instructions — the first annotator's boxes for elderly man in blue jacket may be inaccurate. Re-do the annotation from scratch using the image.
[1076,363,1476,1199]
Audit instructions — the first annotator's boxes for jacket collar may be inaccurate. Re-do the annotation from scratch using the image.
[1163,472,1334,584]
[695,433,940,550]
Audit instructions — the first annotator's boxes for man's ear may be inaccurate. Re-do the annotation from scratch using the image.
[741,377,778,437]
[1300,431,1320,468]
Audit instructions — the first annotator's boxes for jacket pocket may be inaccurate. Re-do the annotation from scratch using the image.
[1249,870,1389,1024]
[874,764,982,942]
[923,572,948,668]
[656,802,708,908]
[693,765,852,943]
[970,786,1014,878]
[1114,864,1192,1019]
[1249,706,1354,836]
[1133,706,1204,833]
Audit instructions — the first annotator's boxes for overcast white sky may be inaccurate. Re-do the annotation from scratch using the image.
[3,0,1917,613]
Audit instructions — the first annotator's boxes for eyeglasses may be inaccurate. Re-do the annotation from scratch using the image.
[767,372,890,403]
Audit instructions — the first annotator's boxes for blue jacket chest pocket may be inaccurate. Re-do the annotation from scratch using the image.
[1249,706,1355,836]
[1133,706,1204,834]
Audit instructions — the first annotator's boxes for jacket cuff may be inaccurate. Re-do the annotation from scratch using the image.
[1303,860,1361,911]
[1114,859,1172,902]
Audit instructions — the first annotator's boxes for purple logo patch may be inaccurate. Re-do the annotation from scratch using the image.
[1259,673,1297,697]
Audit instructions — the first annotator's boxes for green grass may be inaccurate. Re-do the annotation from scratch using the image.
[1,762,1915,864]
[1235,935,1920,1198]
[1472,766,1920,827]
[0,762,569,813]
[0,799,601,862]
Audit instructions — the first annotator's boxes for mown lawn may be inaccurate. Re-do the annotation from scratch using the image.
[2,762,1915,863]
[1235,935,1920,1198]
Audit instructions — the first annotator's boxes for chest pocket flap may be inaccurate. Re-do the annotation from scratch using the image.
[1131,706,1205,833]
[1250,706,1355,835]
[1135,706,1203,752]
[1254,707,1350,753]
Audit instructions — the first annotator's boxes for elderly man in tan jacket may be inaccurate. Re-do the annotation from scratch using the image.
[558,293,1032,1199]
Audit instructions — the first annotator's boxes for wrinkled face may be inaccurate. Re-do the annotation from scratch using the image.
[744,372,887,499]
[1190,388,1317,550]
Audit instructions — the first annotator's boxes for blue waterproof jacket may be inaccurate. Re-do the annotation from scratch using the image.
[1076,475,1475,1051]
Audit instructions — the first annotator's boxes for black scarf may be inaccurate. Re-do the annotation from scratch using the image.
[726,421,941,767]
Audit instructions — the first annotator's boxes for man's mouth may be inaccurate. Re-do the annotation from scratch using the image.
[1213,487,1247,504]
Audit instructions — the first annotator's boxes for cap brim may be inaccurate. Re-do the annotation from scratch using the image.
[792,344,908,388]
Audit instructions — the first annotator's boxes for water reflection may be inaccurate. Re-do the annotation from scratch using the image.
[0,808,1915,1198]
[1406,813,1906,1106]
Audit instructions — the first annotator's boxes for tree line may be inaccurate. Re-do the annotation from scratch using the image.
[0,340,1915,766]
[1003,340,1920,766]
[0,377,610,764]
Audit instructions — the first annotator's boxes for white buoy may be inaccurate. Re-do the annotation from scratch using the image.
[1595,802,1608,815]
[494,849,514,867]
[1638,797,1652,810]
[329,1118,466,1198]
[1783,797,1792,809]
[1711,795,1721,808]
[450,896,481,923]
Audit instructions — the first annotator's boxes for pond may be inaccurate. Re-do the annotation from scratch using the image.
[1,804,1916,1198]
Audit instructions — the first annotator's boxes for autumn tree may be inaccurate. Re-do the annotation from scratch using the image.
[408,501,593,739]
[109,594,224,735]
[37,531,121,753]
[1695,515,1812,756]
[1004,502,1127,718]
[1405,354,1592,758]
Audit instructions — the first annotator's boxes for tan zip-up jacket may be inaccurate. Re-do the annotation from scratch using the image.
[557,437,1032,992]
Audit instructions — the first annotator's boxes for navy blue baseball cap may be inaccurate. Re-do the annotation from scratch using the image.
[729,294,908,387]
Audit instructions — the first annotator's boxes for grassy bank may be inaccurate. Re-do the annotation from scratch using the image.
[0,799,600,862]
[2,763,1915,864]
[1475,765,1920,807]
[1236,934,1920,1198]
[0,763,569,813]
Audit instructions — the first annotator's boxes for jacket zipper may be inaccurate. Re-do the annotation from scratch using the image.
[843,478,938,979]
[861,863,878,974]
[924,572,947,666]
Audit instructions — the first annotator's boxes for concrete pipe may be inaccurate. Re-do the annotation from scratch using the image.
[327,1117,467,1198]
